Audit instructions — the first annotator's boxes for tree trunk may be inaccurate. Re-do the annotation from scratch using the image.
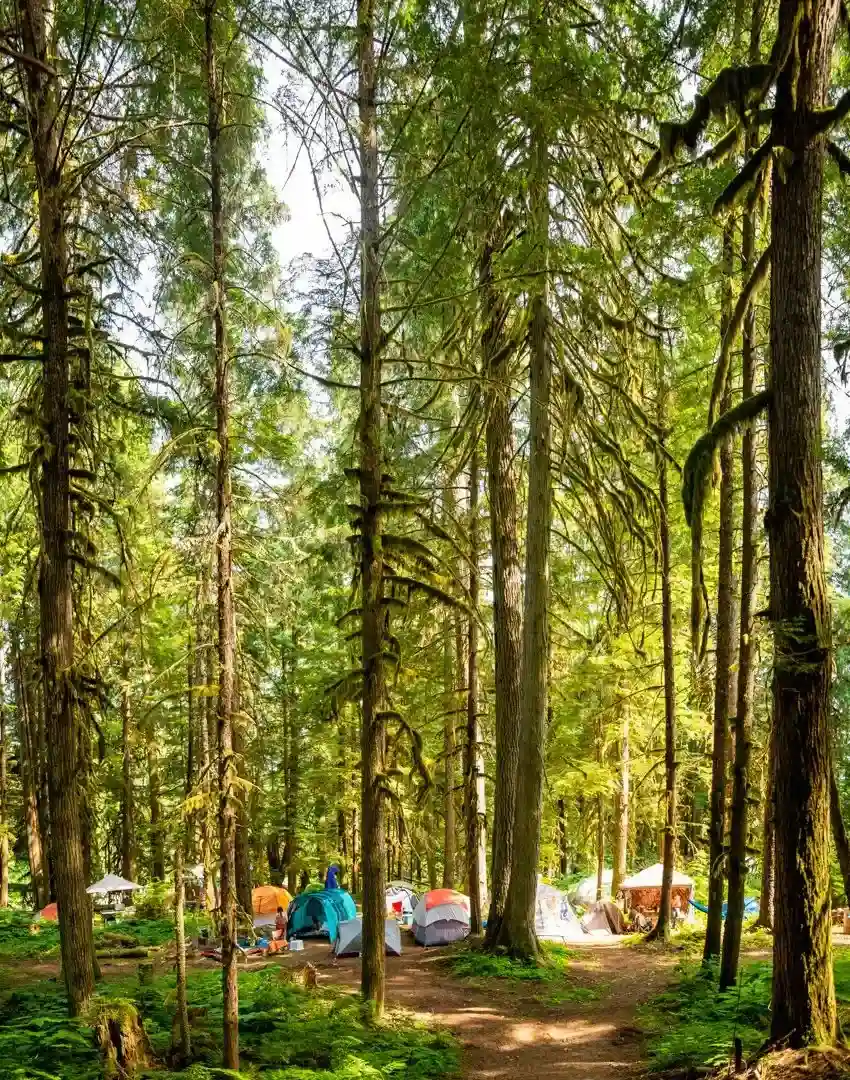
[754,716,775,930]
[14,648,47,908]
[558,798,568,877]
[481,223,523,944]
[121,649,135,882]
[19,0,96,1014]
[495,5,552,956]
[232,708,253,917]
[650,347,677,944]
[0,645,8,909]
[830,769,850,906]
[147,725,165,881]
[358,0,386,1016]
[465,450,486,933]
[767,0,839,1044]
[442,613,457,889]
[282,635,299,895]
[204,0,239,1066]
[611,708,630,898]
[595,795,605,901]
[720,16,762,983]
[705,225,737,964]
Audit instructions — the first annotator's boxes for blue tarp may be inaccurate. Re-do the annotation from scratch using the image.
[287,888,356,940]
[689,896,760,919]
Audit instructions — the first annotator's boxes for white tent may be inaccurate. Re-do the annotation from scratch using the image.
[620,863,693,890]
[386,881,418,916]
[334,917,402,957]
[86,874,142,895]
[535,879,585,941]
[572,869,613,906]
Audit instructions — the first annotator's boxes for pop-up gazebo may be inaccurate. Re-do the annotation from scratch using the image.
[86,873,142,896]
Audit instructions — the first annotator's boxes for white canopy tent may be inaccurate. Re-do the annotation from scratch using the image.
[86,874,142,895]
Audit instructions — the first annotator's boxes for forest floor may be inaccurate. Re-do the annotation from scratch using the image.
[273,933,678,1079]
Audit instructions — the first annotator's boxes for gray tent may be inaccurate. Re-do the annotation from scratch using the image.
[333,917,402,957]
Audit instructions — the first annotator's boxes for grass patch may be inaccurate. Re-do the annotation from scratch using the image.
[625,922,775,959]
[640,947,850,1073]
[0,910,205,962]
[442,941,575,983]
[0,966,458,1080]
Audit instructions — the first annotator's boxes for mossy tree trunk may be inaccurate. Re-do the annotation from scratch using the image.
[465,449,487,933]
[19,0,96,1014]
[705,224,737,965]
[495,0,552,957]
[204,0,239,1065]
[358,0,387,1016]
[767,0,839,1042]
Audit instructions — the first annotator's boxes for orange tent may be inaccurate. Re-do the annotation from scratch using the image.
[252,885,292,915]
[39,902,58,921]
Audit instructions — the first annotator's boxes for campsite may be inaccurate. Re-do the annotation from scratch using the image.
[5,0,850,1077]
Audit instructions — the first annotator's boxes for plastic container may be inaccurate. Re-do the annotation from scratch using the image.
[289,938,304,952]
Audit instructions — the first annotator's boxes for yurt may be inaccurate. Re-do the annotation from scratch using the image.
[287,888,357,940]
[572,870,613,907]
[252,884,293,925]
[412,888,470,946]
[621,863,694,915]
[582,899,626,935]
[334,917,403,957]
[386,880,418,916]
[534,879,585,941]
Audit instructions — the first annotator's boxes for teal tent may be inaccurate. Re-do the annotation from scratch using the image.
[287,888,356,941]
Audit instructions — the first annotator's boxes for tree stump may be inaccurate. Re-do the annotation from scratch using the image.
[88,1001,151,1078]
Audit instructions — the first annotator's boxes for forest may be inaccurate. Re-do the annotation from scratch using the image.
[2,0,850,1076]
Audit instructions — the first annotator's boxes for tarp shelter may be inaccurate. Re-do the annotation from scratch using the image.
[412,888,470,946]
[287,888,356,940]
[621,863,694,915]
[572,870,613,907]
[386,881,418,916]
[582,899,626,935]
[39,902,58,921]
[252,884,293,924]
[535,879,585,941]
[86,874,141,895]
[334,917,402,957]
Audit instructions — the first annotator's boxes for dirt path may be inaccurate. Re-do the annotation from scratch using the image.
[280,935,677,1080]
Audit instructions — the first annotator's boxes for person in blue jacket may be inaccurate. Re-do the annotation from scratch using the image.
[325,864,340,890]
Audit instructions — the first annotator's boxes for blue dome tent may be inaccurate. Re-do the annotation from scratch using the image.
[287,888,356,940]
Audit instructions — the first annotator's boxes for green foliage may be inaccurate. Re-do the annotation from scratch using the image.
[0,967,458,1080]
[640,950,850,1072]
[0,912,200,962]
[133,882,175,920]
[443,942,576,983]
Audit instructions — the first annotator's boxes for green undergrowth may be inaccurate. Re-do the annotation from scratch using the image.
[442,941,575,982]
[625,922,774,958]
[640,948,850,1073]
[0,910,203,961]
[442,941,602,1002]
[0,966,458,1080]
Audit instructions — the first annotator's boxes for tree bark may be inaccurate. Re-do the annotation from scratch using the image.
[121,648,135,882]
[754,716,775,930]
[147,723,165,881]
[720,12,762,984]
[442,611,457,889]
[0,645,8,909]
[830,769,850,906]
[611,707,630,898]
[495,3,552,956]
[649,346,677,944]
[558,798,568,877]
[705,225,737,964]
[358,0,386,1015]
[282,634,299,895]
[465,450,486,933]
[767,0,839,1044]
[595,794,605,901]
[481,223,522,944]
[204,0,239,1065]
[13,647,47,908]
[19,0,96,1014]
